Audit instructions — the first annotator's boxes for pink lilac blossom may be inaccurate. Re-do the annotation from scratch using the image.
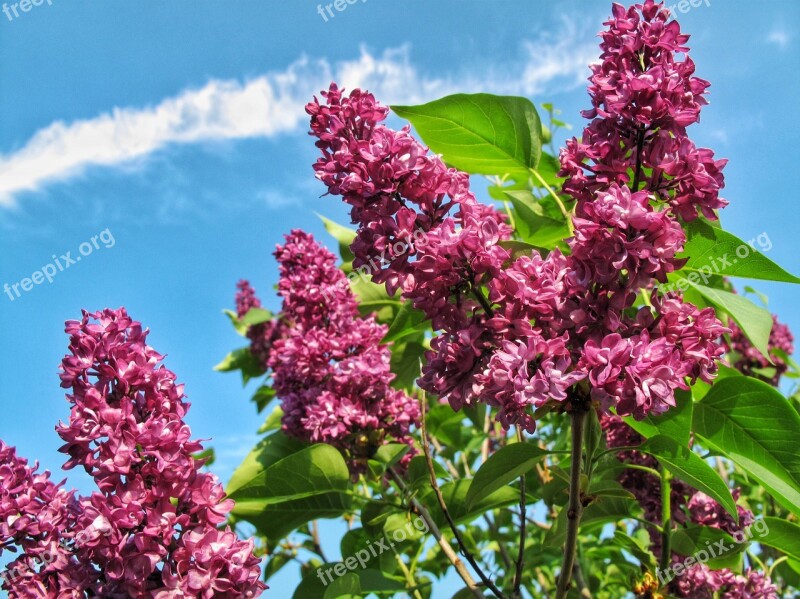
[560,0,728,221]
[600,415,777,598]
[0,442,97,597]
[307,0,729,431]
[53,308,266,598]
[236,230,420,471]
[724,315,794,386]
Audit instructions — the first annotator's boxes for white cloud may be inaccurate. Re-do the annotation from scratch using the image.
[0,22,598,207]
[766,28,791,49]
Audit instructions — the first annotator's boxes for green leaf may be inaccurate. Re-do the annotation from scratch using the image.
[420,479,519,526]
[223,309,248,336]
[680,220,800,284]
[639,435,737,520]
[251,385,277,413]
[546,496,638,547]
[622,388,693,447]
[372,443,411,470]
[466,443,548,509]
[505,190,569,250]
[382,301,427,344]
[318,214,357,264]
[611,530,656,568]
[227,431,306,494]
[350,275,400,322]
[240,307,273,326]
[228,439,352,540]
[213,347,265,385]
[392,93,542,179]
[389,340,426,391]
[671,525,745,569]
[324,572,362,599]
[498,239,545,260]
[693,377,800,518]
[683,282,773,358]
[760,518,800,563]
[586,480,636,501]
[258,405,284,434]
[193,447,215,467]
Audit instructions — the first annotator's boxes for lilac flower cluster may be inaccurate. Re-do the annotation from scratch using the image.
[0,441,95,595]
[236,230,420,472]
[724,315,794,386]
[601,415,777,598]
[1,308,266,598]
[561,0,728,221]
[307,0,728,431]
[560,0,729,417]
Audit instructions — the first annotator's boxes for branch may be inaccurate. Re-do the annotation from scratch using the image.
[471,286,495,317]
[419,394,506,599]
[555,408,588,599]
[386,468,484,599]
[310,520,328,562]
[392,546,424,599]
[660,466,672,572]
[631,127,645,191]
[512,428,527,597]
[484,514,513,571]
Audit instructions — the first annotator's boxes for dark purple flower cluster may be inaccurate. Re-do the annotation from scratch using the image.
[601,414,777,598]
[724,315,794,386]
[1,308,266,598]
[307,1,728,433]
[236,230,420,472]
[561,0,728,222]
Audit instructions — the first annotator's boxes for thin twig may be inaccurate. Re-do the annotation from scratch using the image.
[572,562,592,599]
[471,286,495,317]
[481,410,492,466]
[484,514,513,571]
[310,520,328,563]
[512,428,527,597]
[430,436,461,478]
[631,127,645,191]
[660,466,672,572]
[555,409,587,599]
[392,546,424,599]
[529,168,574,236]
[420,394,506,599]
[387,468,484,599]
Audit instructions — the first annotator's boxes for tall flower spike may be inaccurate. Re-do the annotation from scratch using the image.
[237,231,420,473]
[56,308,266,597]
[308,0,731,430]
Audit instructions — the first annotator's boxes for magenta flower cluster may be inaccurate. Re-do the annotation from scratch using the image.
[601,414,777,598]
[235,230,420,471]
[0,441,93,596]
[306,1,727,431]
[1,308,266,598]
[724,314,794,386]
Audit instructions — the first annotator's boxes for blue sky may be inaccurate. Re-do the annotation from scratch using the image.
[0,0,798,594]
